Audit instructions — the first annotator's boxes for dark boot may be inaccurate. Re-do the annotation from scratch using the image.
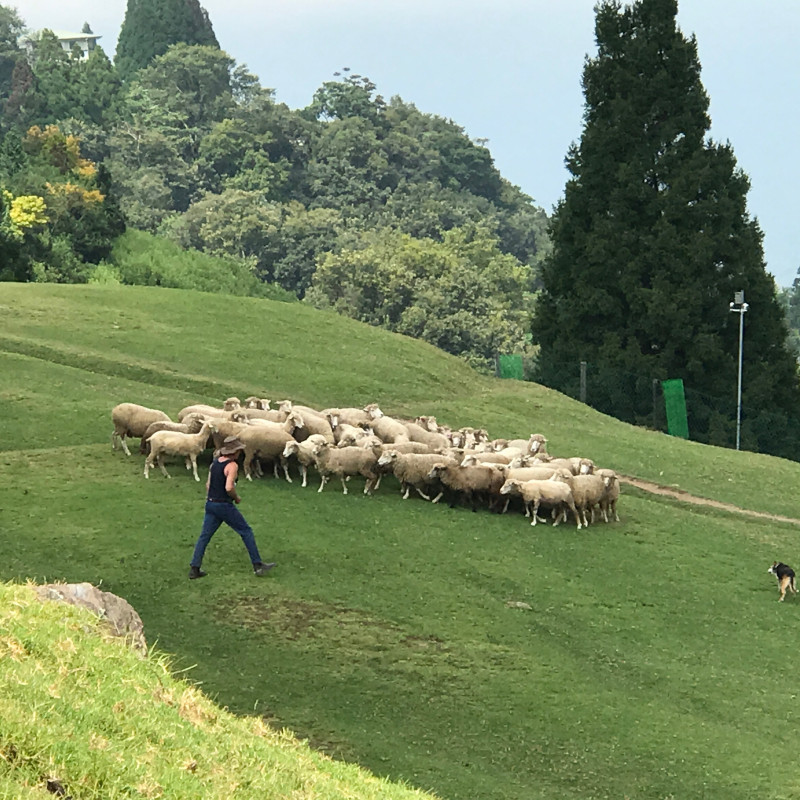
[253,562,276,577]
[188,565,207,580]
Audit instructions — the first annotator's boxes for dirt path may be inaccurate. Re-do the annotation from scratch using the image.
[619,475,800,526]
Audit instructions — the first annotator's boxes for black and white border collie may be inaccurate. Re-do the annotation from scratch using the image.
[768,562,797,602]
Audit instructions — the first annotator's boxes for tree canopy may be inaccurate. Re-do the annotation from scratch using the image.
[115,0,219,81]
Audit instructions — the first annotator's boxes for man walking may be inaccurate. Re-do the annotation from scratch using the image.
[189,436,276,579]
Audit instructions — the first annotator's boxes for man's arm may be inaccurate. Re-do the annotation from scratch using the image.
[224,462,242,503]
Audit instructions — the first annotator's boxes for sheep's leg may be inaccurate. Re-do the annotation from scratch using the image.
[190,457,200,482]
[157,455,171,479]
[431,491,444,504]
[244,453,255,481]
[143,458,152,479]
[373,474,382,491]
[530,500,540,526]
[280,457,292,483]
[119,434,132,456]
[341,476,348,495]
[317,474,328,493]
[401,483,411,499]
[414,486,431,501]
[300,465,308,487]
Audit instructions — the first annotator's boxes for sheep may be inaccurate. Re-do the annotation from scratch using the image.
[376,450,457,500]
[144,420,217,481]
[460,452,514,467]
[244,396,270,409]
[596,469,621,522]
[427,462,505,512]
[282,434,328,487]
[177,401,238,422]
[528,433,548,456]
[499,478,580,528]
[236,412,305,482]
[322,406,374,429]
[403,420,450,451]
[310,441,381,495]
[532,455,595,475]
[370,414,412,444]
[111,403,171,456]
[331,422,372,446]
[138,412,205,455]
[278,401,335,443]
[554,473,606,527]
[233,407,287,423]
[377,441,433,455]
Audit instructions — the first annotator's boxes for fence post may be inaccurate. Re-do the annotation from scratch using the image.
[579,361,587,404]
[652,379,659,429]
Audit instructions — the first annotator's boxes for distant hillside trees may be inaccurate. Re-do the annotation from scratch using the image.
[307,225,534,370]
[532,0,800,458]
[115,0,218,81]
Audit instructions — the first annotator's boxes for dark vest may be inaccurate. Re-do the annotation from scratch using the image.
[207,458,233,502]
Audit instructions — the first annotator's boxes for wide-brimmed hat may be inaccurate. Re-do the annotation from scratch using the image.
[219,436,245,455]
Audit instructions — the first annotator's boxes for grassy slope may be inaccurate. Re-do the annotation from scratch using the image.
[2,283,800,800]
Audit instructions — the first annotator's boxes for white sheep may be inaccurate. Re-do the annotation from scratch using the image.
[144,420,217,481]
[311,441,381,495]
[376,450,457,500]
[403,420,450,450]
[111,403,171,456]
[554,473,606,527]
[499,478,580,528]
[176,397,240,422]
[370,414,412,444]
[244,396,270,409]
[282,434,328,487]
[138,413,205,455]
[322,406,375,429]
[237,412,305,481]
[278,401,335,443]
[427,462,506,512]
[596,469,621,522]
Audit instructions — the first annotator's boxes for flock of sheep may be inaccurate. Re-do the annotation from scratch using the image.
[110,397,621,529]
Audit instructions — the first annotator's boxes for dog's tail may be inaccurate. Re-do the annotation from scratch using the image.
[792,577,797,594]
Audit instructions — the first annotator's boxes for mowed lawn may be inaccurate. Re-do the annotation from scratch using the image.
[2,284,800,800]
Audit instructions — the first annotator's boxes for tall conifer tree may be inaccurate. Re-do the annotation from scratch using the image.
[532,0,800,457]
[115,0,218,81]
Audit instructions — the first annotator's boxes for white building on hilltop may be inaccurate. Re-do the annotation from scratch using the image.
[21,29,102,60]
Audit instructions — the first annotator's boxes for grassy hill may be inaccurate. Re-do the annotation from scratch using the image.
[2,283,800,799]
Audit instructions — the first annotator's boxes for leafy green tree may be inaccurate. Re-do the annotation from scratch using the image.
[532,0,800,456]
[74,46,122,126]
[27,31,77,123]
[0,3,23,106]
[308,225,533,370]
[115,0,218,81]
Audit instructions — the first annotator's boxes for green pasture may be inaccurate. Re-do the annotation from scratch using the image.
[2,283,800,800]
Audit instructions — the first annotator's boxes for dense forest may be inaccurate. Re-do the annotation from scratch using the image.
[2,0,800,458]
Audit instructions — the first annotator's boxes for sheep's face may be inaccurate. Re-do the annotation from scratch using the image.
[282,441,298,457]
[377,451,396,467]
[499,480,519,496]
[365,404,383,419]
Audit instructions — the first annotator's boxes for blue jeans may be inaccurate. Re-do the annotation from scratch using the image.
[191,500,263,567]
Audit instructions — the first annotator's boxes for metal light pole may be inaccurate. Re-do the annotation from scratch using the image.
[728,290,749,450]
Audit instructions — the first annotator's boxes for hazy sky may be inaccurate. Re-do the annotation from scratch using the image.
[15,0,800,287]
